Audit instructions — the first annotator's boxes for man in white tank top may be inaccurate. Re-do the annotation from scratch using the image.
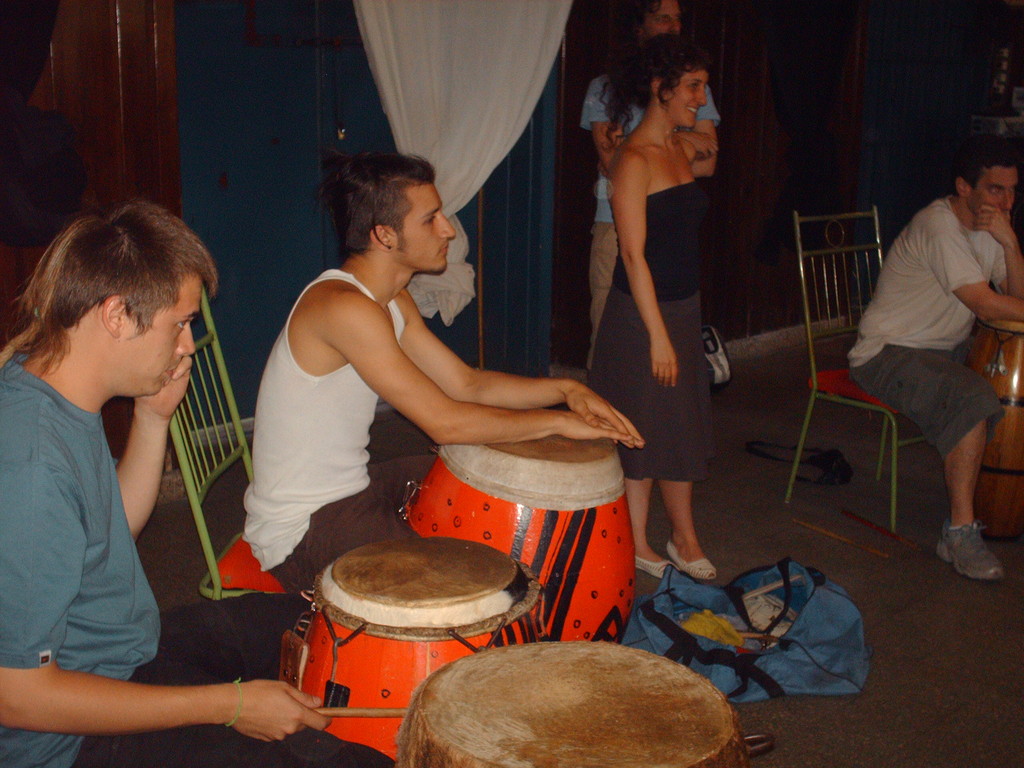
[244,152,643,591]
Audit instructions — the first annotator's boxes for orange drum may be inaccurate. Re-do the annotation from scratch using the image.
[405,436,635,642]
[396,642,751,768]
[289,537,540,757]
[968,319,1024,538]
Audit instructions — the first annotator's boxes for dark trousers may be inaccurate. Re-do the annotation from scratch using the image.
[72,594,392,768]
[271,455,435,592]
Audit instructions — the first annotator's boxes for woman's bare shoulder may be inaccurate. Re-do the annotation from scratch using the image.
[610,142,652,178]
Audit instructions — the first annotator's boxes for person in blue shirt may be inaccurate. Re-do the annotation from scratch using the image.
[0,202,389,768]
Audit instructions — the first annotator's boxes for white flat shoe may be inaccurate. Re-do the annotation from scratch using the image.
[666,541,717,581]
[635,555,670,578]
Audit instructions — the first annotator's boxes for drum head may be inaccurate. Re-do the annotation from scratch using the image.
[320,538,521,631]
[490,435,614,463]
[440,437,624,510]
[398,642,748,768]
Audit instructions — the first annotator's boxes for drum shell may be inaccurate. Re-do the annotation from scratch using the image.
[301,570,540,758]
[406,440,635,642]
[967,320,1024,537]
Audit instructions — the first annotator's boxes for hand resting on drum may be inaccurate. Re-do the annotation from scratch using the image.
[562,381,644,448]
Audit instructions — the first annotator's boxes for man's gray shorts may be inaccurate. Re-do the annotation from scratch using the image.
[850,343,1002,457]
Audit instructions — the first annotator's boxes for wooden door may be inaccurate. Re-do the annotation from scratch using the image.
[0,0,182,456]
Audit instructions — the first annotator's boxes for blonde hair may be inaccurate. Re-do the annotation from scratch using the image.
[0,201,218,370]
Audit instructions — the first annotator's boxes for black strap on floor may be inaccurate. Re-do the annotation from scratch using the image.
[745,440,852,485]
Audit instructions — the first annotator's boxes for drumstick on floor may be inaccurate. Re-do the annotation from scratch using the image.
[792,517,890,558]
[316,707,407,718]
[840,508,920,549]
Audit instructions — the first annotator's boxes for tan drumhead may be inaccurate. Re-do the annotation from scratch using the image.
[978,318,1024,334]
[490,435,614,463]
[397,642,748,768]
[440,437,624,510]
[320,538,516,628]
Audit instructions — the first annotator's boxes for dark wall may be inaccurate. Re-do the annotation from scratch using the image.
[1,0,182,332]
[0,0,182,455]
[176,0,557,415]
[553,0,1023,366]
[858,0,1020,247]
[553,0,869,365]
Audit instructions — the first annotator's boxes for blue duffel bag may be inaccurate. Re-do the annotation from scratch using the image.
[622,557,871,702]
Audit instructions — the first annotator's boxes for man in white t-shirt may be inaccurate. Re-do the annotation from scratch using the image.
[849,134,1023,581]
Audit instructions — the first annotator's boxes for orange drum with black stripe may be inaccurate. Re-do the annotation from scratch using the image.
[405,437,635,642]
[292,538,541,758]
[968,319,1024,537]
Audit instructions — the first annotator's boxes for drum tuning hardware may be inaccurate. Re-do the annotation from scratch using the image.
[293,610,313,637]
[446,628,486,653]
[400,480,423,520]
[743,732,776,758]
[986,348,1007,377]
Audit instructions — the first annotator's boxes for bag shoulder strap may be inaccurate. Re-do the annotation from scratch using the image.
[639,598,785,699]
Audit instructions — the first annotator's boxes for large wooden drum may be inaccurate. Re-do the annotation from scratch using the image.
[404,436,635,642]
[967,319,1024,537]
[292,537,541,757]
[395,641,751,768]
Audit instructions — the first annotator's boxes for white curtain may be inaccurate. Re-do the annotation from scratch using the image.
[353,0,572,324]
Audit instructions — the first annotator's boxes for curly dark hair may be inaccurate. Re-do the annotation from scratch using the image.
[605,34,711,130]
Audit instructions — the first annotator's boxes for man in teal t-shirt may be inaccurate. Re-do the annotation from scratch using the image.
[0,354,160,767]
[0,202,389,768]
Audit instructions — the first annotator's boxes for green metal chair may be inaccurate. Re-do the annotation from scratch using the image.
[168,290,284,599]
[785,207,922,532]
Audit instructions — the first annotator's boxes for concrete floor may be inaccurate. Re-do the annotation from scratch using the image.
[138,337,1024,768]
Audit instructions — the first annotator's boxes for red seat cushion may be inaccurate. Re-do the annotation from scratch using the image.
[813,368,894,411]
[218,536,285,592]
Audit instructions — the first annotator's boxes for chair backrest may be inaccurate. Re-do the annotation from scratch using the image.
[168,289,253,597]
[792,207,884,382]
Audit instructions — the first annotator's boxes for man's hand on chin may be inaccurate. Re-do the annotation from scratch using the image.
[136,356,193,422]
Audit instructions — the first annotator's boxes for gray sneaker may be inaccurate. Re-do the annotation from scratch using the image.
[936,520,1004,581]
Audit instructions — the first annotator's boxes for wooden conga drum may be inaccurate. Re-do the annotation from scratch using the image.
[396,641,750,768]
[967,319,1024,537]
[289,537,541,757]
[404,436,635,642]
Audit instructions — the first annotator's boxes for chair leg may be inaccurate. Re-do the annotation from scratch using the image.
[876,418,889,480]
[786,392,817,503]
[887,413,899,532]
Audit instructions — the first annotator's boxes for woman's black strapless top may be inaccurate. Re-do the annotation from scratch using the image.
[612,181,709,302]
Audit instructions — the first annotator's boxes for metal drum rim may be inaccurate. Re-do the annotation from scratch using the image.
[313,563,540,642]
[438,443,625,510]
[978,318,1024,334]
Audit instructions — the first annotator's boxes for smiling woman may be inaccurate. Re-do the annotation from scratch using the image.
[588,34,718,581]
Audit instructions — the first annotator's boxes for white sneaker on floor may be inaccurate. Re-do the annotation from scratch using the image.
[936,520,1003,581]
